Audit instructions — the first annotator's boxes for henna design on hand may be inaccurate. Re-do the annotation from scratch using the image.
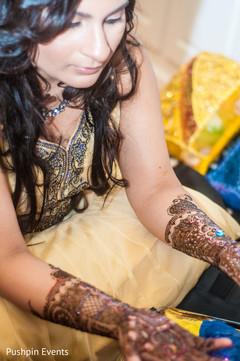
[29,265,229,360]
[120,312,187,359]
[119,310,224,360]
[165,194,240,285]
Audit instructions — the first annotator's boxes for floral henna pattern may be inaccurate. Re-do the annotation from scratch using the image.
[41,265,133,339]
[29,265,227,360]
[165,194,240,286]
[42,268,213,360]
[120,312,187,359]
[120,311,223,360]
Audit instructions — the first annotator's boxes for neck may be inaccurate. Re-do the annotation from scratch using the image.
[44,94,62,107]
[38,75,65,105]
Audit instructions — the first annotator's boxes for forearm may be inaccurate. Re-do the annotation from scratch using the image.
[0,251,55,312]
[130,183,239,285]
[0,251,134,340]
[31,265,135,339]
[31,264,232,360]
[165,193,240,285]
[36,267,231,360]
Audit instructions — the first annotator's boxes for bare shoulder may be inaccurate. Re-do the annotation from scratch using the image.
[118,39,156,98]
[118,40,162,127]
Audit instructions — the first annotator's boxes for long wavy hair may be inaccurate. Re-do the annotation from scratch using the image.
[0,0,139,233]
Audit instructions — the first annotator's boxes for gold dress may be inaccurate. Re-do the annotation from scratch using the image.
[0,106,240,361]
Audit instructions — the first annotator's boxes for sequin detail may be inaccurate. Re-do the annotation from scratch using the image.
[216,230,225,237]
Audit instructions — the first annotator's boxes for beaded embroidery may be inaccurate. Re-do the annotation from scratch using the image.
[19,112,94,233]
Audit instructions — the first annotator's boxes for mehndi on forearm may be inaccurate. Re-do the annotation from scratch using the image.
[29,265,134,339]
[165,194,240,284]
[29,266,215,359]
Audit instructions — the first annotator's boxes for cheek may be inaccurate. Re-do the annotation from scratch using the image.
[108,25,126,52]
[35,39,65,69]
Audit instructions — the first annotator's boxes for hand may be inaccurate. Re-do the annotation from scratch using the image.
[118,310,232,361]
[219,242,240,287]
[165,193,240,287]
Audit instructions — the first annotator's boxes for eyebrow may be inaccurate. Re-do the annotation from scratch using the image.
[76,1,129,19]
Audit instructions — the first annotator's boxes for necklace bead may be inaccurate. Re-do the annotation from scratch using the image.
[42,99,69,120]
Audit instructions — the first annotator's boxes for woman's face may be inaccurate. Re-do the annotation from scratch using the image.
[35,0,129,91]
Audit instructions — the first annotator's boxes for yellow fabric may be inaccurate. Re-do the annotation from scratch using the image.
[0,185,240,360]
[164,308,209,336]
[161,52,240,174]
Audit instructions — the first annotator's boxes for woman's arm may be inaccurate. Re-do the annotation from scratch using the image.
[118,46,240,286]
[0,167,133,333]
[0,168,55,312]
[0,167,230,360]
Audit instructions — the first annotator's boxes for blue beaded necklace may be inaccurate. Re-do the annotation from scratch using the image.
[42,99,69,120]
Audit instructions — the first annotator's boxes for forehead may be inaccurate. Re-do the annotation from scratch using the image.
[76,0,128,16]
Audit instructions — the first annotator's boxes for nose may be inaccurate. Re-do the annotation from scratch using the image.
[81,24,111,64]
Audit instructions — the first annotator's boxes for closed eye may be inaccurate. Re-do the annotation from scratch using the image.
[105,17,122,24]
[69,21,82,28]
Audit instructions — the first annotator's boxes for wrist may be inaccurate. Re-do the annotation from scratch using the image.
[31,265,136,340]
[165,194,234,267]
[218,241,240,285]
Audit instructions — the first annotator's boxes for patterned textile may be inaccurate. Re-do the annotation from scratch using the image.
[32,112,94,232]
[164,309,240,361]
[161,52,240,174]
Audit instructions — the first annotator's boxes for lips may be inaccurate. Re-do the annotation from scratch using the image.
[73,65,102,75]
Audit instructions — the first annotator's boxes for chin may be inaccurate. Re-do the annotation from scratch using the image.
[67,74,102,89]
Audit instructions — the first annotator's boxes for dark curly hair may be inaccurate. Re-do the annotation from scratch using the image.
[0,0,139,233]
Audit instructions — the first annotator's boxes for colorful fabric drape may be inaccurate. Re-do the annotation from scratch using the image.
[164,308,240,360]
[161,52,240,174]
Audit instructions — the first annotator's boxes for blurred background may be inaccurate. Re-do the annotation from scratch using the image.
[135,0,240,87]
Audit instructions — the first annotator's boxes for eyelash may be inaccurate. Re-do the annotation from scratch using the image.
[105,16,122,24]
[69,16,122,28]
[69,22,81,28]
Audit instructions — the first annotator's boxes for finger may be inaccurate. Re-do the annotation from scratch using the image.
[141,350,223,361]
[122,344,142,361]
[126,356,141,361]
[141,353,163,361]
[121,338,142,361]
[204,337,233,351]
